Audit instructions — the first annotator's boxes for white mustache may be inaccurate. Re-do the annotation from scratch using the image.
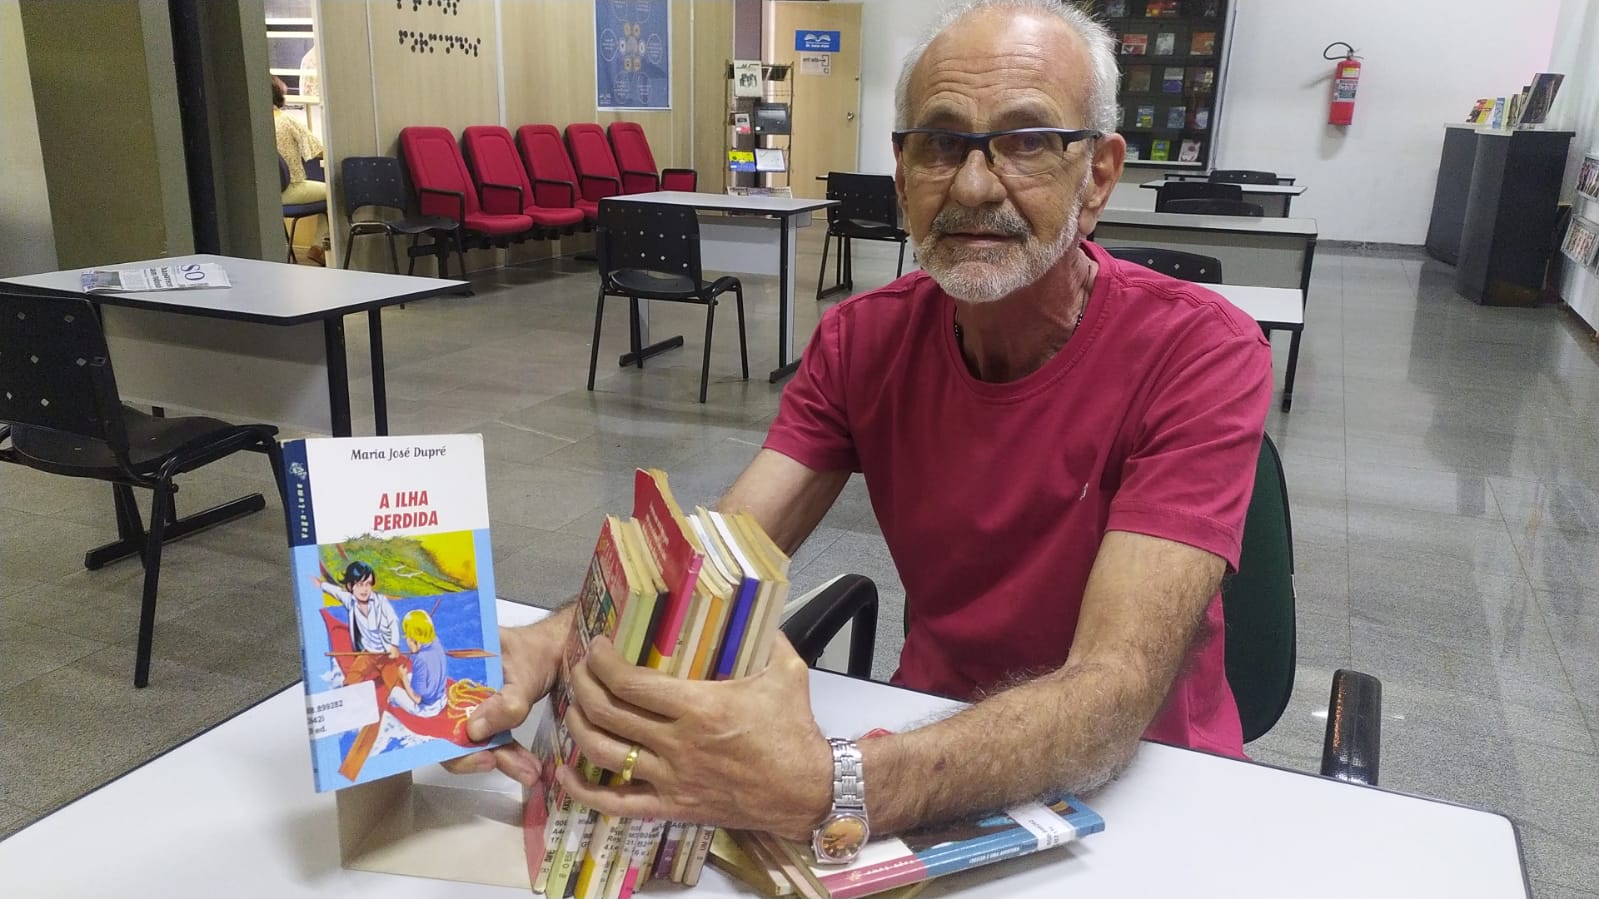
[930,205,1030,238]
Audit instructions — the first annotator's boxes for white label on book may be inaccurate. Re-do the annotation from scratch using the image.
[301,434,491,542]
[305,680,380,737]
[1007,801,1076,849]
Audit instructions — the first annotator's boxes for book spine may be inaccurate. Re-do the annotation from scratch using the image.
[681,823,717,885]
[573,811,628,899]
[671,824,698,881]
[608,818,664,899]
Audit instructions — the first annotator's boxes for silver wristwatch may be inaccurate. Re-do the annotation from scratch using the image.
[811,737,871,865]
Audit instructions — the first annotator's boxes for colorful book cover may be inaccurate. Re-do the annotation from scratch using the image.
[1188,106,1211,130]
[1191,67,1216,93]
[1104,0,1128,15]
[1190,31,1216,55]
[1125,139,1145,160]
[1125,65,1152,93]
[777,793,1105,899]
[1134,104,1155,129]
[1153,32,1175,56]
[728,150,756,173]
[1151,139,1171,161]
[281,434,507,792]
[733,112,752,135]
[1521,72,1564,125]
[1145,0,1178,16]
[1179,139,1201,162]
[1162,66,1185,93]
[1120,33,1147,55]
[1166,105,1187,129]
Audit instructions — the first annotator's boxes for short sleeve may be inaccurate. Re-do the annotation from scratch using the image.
[1106,329,1272,569]
[763,308,860,473]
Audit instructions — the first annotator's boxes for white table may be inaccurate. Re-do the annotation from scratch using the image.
[1211,284,1304,332]
[1093,210,1318,411]
[1140,178,1309,216]
[0,600,1528,898]
[606,191,836,382]
[2,254,467,437]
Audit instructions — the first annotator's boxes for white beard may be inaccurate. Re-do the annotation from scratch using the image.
[917,173,1092,304]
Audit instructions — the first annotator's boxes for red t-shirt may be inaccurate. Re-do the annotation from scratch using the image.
[764,240,1272,758]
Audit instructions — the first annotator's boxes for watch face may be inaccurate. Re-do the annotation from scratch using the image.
[816,813,870,863]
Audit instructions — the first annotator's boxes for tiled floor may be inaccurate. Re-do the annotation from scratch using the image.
[3,229,1599,897]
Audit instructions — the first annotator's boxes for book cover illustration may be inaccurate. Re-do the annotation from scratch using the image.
[733,112,752,135]
[1125,139,1145,160]
[1576,156,1599,198]
[1145,0,1178,16]
[1190,66,1216,93]
[732,792,1104,899]
[1166,105,1187,129]
[1125,65,1152,93]
[1190,31,1216,55]
[1103,0,1128,15]
[1151,139,1171,161]
[1162,66,1185,93]
[1521,72,1564,125]
[1179,139,1201,162]
[1153,32,1175,56]
[1134,104,1155,129]
[729,150,756,172]
[282,434,508,792]
[1188,106,1211,130]
[1120,32,1146,55]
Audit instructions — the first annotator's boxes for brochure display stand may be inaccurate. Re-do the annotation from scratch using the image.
[726,61,794,197]
[1079,0,1235,168]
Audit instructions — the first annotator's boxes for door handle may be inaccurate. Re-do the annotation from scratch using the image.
[846,111,855,121]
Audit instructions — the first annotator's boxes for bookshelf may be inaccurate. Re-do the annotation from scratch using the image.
[725,61,794,197]
[1561,154,1599,276]
[1077,0,1235,168]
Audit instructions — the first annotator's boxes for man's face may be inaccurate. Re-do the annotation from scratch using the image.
[895,10,1120,302]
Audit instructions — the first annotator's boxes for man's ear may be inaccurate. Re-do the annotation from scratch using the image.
[893,144,908,211]
[1076,133,1127,237]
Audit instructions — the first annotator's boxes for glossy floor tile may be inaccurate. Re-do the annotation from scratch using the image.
[2,236,1598,897]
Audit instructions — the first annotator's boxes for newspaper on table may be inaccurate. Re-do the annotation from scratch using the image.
[80,263,231,294]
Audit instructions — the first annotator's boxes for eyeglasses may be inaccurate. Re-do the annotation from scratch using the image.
[892,127,1102,178]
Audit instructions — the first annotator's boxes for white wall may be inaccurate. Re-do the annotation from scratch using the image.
[855,0,1560,243]
[1550,0,1599,330]
[0,0,57,277]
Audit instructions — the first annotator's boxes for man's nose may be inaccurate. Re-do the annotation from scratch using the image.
[949,148,1007,207]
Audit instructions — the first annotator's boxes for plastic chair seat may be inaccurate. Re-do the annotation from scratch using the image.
[609,269,738,299]
[575,198,600,219]
[283,201,326,218]
[8,407,269,480]
[463,211,534,234]
[527,206,586,229]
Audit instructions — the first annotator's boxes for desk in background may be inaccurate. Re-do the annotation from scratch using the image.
[608,191,835,383]
[1140,178,1308,217]
[1094,210,1318,411]
[0,599,1527,898]
[2,255,467,437]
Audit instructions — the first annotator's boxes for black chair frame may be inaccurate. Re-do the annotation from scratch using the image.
[338,156,460,275]
[1107,246,1224,284]
[1154,180,1243,212]
[817,172,908,300]
[0,288,285,687]
[1210,169,1281,185]
[588,200,750,403]
[1163,198,1265,218]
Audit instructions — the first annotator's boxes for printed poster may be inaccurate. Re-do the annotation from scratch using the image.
[596,0,670,110]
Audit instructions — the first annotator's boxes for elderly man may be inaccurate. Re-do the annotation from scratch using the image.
[455,0,1271,856]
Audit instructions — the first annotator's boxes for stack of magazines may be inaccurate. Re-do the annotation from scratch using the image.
[527,468,793,899]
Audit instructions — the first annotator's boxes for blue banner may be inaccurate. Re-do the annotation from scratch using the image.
[794,29,841,53]
[596,0,671,110]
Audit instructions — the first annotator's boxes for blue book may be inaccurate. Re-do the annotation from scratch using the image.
[707,510,763,679]
[281,433,509,792]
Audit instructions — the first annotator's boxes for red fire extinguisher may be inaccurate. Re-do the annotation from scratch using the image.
[1325,42,1362,126]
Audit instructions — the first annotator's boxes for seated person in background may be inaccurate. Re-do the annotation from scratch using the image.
[392,610,449,717]
[272,74,328,265]
[451,0,1272,857]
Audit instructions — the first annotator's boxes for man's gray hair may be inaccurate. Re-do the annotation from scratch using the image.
[893,0,1121,135]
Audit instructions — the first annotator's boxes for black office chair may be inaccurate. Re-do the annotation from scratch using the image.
[280,156,328,264]
[782,434,1383,785]
[1154,181,1242,212]
[1210,169,1280,185]
[339,156,460,274]
[817,172,908,300]
[1163,198,1265,218]
[589,200,749,403]
[1107,246,1224,284]
[0,288,285,688]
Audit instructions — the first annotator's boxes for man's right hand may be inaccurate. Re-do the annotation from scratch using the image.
[441,605,574,785]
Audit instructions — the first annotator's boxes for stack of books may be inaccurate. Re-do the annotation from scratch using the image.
[527,469,794,899]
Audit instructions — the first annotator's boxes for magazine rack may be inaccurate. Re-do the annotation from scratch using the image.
[335,757,533,886]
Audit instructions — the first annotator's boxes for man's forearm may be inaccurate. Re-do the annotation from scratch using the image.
[857,656,1163,835]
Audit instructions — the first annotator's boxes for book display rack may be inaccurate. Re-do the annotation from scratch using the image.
[1078,0,1234,168]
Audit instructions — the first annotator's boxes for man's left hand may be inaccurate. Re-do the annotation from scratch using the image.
[556,634,832,842]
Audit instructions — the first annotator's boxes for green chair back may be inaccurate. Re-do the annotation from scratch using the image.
[1224,433,1297,743]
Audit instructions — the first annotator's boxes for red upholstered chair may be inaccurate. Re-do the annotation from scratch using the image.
[607,121,697,193]
[515,124,599,225]
[397,126,533,269]
[564,123,625,202]
[461,125,585,236]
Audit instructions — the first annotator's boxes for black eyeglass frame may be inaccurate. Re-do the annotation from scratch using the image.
[891,127,1104,175]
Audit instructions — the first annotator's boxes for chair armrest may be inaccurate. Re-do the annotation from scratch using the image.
[417,186,466,224]
[1320,668,1382,786]
[532,177,576,208]
[620,169,660,194]
[662,167,698,191]
[478,181,524,215]
[779,574,879,680]
[579,172,622,201]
